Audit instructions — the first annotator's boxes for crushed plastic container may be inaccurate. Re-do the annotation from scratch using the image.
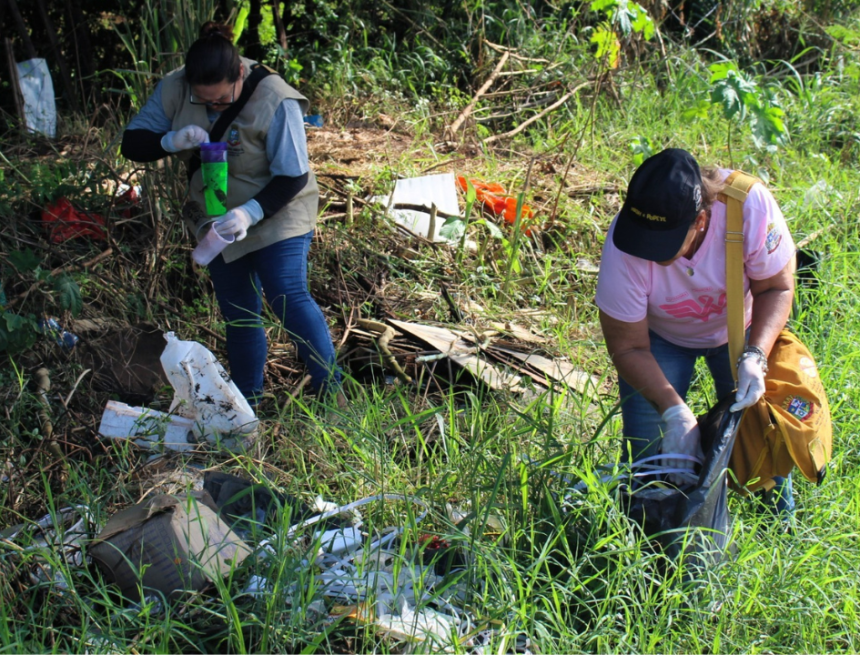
[160,332,258,442]
[98,400,196,452]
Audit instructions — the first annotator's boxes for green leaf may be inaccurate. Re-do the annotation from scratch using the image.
[631,7,655,40]
[710,69,758,121]
[825,24,860,45]
[629,135,655,166]
[54,274,83,317]
[0,312,38,354]
[500,239,522,274]
[708,61,739,82]
[34,268,53,283]
[7,248,41,273]
[590,26,620,67]
[466,180,477,205]
[682,99,710,122]
[590,0,618,13]
[476,219,504,239]
[751,104,789,148]
[711,79,742,120]
[4,312,30,332]
[439,218,466,241]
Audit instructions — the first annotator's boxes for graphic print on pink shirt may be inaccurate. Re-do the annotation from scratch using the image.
[659,292,727,322]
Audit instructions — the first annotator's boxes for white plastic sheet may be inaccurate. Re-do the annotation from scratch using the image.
[15,58,56,138]
[373,173,461,242]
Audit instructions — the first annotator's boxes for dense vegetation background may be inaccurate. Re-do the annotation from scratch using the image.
[2,0,860,652]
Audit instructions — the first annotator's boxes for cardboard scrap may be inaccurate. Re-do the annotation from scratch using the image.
[492,347,599,396]
[388,319,525,392]
[89,493,251,600]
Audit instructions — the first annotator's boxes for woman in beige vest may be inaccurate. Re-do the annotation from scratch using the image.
[121,22,340,406]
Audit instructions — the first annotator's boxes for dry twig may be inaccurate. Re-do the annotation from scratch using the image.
[447,51,510,139]
[484,82,590,144]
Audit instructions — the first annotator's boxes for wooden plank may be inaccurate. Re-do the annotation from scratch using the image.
[388,319,524,392]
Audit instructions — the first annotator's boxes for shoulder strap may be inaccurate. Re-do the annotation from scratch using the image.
[720,170,761,383]
[185,63,275,181]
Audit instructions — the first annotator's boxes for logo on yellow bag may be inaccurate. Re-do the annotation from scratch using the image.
[799,356,818,378]
[784,396,815,422]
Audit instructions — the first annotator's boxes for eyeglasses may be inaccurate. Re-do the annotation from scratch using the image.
[189,80,237,106]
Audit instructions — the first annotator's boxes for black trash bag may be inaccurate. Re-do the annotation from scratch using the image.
[621,394,741,570]
[203,472,312,540]
[203,472,352,542]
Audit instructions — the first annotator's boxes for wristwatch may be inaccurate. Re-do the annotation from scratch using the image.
[738,344,769,373]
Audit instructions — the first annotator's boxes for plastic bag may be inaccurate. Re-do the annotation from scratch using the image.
[16,58,56,137]
[41,197,107,243]
[621,394,741,570]
[160,332,258,441]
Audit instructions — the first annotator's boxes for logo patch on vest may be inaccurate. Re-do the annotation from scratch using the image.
[784,396,815,422]
[766,222,782,254]
[227,126,241,147]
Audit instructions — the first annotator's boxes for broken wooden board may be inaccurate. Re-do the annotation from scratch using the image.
[491,346,599,396]
[488,322,546,344]
[388,319,524,392]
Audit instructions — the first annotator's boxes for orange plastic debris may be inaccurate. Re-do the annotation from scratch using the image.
[456,176,534,234]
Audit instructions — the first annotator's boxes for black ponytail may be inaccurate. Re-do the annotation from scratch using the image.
[185,22,241,86]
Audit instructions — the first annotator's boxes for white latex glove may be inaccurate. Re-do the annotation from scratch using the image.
[214,202,263,242]
[730,356,766,411]
[660,404,703,485]
[161,125,210,153]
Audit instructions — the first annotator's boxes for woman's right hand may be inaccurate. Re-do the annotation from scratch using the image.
[660,403,703,484]
[161,125,210,152]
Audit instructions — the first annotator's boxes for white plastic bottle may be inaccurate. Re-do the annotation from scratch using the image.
[160,332,258,441]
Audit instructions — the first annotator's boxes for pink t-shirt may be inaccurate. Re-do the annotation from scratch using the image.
[595,172,795,348]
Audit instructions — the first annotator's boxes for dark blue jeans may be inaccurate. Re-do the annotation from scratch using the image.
[618,330,794,516]
[208,231,340,403]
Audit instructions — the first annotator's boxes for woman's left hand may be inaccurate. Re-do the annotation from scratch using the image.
[730,356,766,411]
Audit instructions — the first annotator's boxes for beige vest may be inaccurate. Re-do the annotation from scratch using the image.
[160,57,318,262]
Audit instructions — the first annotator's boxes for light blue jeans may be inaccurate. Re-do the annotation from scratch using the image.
[618,330,794,516]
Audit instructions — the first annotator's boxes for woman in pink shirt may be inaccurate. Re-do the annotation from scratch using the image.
[595,148,796,514]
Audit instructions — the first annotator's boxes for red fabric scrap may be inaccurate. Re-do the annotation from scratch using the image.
[41,198,107,243]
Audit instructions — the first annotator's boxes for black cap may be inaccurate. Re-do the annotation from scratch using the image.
[613,148,703,262]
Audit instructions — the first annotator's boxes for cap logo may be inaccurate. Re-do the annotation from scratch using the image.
[693,184,702,211]
[630,206,667,222]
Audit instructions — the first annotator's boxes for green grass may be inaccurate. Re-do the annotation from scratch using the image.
[3,18,860,654]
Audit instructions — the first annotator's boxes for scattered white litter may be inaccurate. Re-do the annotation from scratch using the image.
[371,173,461,242]
[98,400,195,452]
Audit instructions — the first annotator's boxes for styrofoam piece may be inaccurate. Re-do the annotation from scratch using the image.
[98,400,195,452]
[374,173,460,242]
[374,595,459,643]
